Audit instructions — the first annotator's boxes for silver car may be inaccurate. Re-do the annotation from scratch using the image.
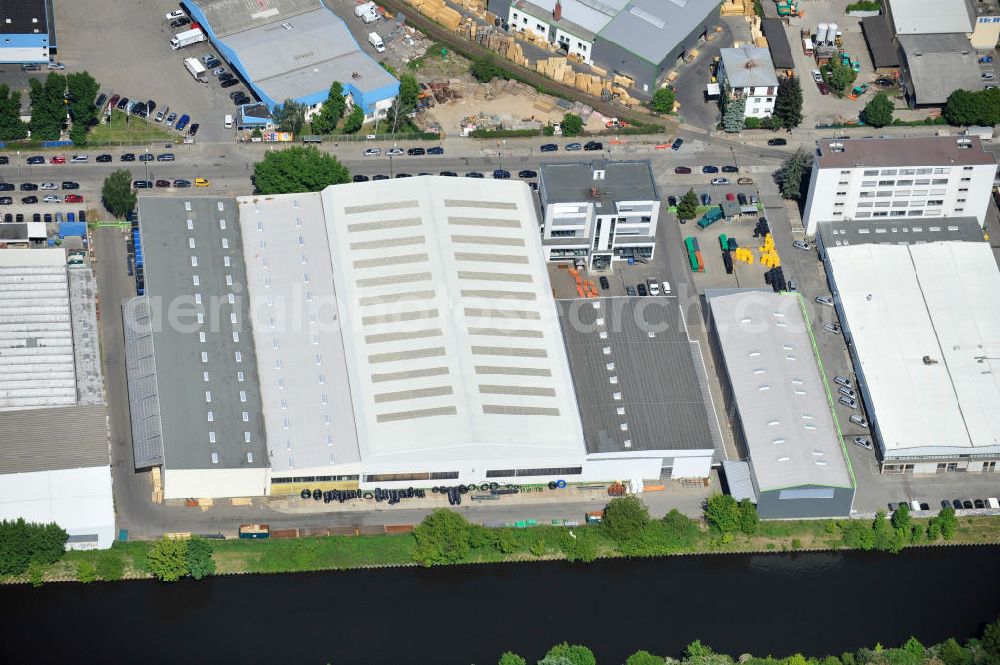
[839,395,858,408]
[850,414,869,428]
[838,386,856,399]
[853,437,873,450]
[793,240,811,251]
[815,295,834,306]
[823,322,841,334]
[834,375,852,388]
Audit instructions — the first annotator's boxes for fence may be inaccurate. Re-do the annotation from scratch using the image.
[298,131,441,143]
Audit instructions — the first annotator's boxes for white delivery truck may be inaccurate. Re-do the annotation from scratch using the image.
[170,27,205,50]
[354,1,376,17]
[368,32,385,52]
[362,9,380,23]
[184,57,208,82]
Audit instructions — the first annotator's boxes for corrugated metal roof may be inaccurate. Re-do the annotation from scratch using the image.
[0,404,108,474]
[722,460,757,502]
[860,17,900,68]
[720,46,779,88]
[597,0,721,66]
[761,19,795,70]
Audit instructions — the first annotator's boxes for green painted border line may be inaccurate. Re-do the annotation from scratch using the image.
[793,291,857,489]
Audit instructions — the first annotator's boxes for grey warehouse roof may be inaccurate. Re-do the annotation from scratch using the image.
[815,135,996,169]
[861,17,900,68]
[899,34,983,106]
[0,405,108,475]
[539,160,658,209]
[760,18,795,70]
[708,291,853,492]
[817,217,984,251]
[886,0,973,34]
[187,0,318,38]
[128,197,268,472]
[557,297,722,456]
[720,46,779,88]
[597,0,721,66]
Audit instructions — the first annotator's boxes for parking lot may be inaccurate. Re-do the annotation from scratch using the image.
[55,0,245,143]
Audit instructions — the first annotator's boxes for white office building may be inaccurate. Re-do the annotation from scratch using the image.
[802,136,998,235]
[538,160,660,270]
[718,46,779,119]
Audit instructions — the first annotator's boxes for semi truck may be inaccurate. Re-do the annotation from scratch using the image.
[184,57,208,82]
[170,27,205,50]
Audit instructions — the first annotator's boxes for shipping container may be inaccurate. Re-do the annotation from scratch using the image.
[688,250,700,272]
[685,236,696,253]
[238,523,270,539]
[723,250,734,274]
[718,233,728,251]
[695,250,704,271]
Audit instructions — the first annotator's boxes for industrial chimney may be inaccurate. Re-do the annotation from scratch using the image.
[553,0,562,21]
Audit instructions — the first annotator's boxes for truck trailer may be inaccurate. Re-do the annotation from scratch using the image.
[184,57,208,82]
[170,27,205,50]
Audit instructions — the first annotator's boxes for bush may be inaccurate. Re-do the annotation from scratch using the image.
[95,552,125,581]
[704,495,742,533]
[76,561,97,583]
[499,652,527,665]
[744,116,761,129]
[562,113,584,137]
[651,87,675,114]
[253,146,350,194]
[0,518,69,577]
[627,651,666,665]
[602,495,650,546]
[412,509,479,566]
[471,56,505,83]
[542,642,596,665]
[147,537,190,582]
[186,538,216,580]
[558,527,600,563]
[846,0,881,11]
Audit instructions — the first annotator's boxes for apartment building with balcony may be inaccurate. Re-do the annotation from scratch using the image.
[718,46,779,119]
[802,136,998,235]
[538,160,660,270]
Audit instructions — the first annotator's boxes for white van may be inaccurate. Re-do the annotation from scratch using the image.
[368,32,384,53]
[224,114,234,129]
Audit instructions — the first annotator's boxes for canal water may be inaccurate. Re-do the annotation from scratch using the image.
[1,546,999,665]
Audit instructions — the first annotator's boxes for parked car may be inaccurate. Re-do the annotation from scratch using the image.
[493,169,511,179]
[834,375,852,388]
[599,276,610,290]
[952,499,964,510]
[155,180,171,188]
[0,183,12,191]
[116,97,130,110]
[465,172,484,178]
[853,437,873,450]
[372,174,390,181]
[175,114,190,131]
[42,195,61,203]
[849,414,868,428]
[710,177,730,185]
[173,179,192,188]
[702,165,719,173]
[626,285,637,296]
[974,499,986,509]
[636,283,648,296]
[19,183,37,191]
[427,146,444,155]
[540,143,558,152]
[768,138,788,146]
[406,147,425,156]
[50,155,66,164]
[671,138,683,150]
[211,67,226,77]
[823,322,841,334]
[20,196,38,204]
[667,195,678,207]
[839,395,858,408]
[386,147,404,156]
[700,193,711,205]
[648,280,660,296]
[0,197,11,205]
[963,500,974,509]
[64,194,83,203]
[793,240,811,251]
[61,182,80,190]
[721,165,738,173]
[983,72,995,81]
[838,386,856,399]
[584,141,603,151]
[138,153,154,162]
[811,69,823,82]
[439,171,457,177]
[133,180,152,189]
[517,170,537,178]
[815,295,834,306]
[194,178,210,187]
[364,148,381,157]
[121,153,136,162]
[188,123,199,136]
[26,155,45,165]
[565,142,582,151]
[674,166,692,174]
[165,112,177,125]
[96,154,112,163]
[395,173,412,178]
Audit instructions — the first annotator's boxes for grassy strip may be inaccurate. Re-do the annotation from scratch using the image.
[6,515,1000,585]
[87,110,177,145]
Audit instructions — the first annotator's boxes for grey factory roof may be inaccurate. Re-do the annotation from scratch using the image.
[597,0,721,66]
[123,296,164,468]
[760,18,795,71]
[539,160,658,210]
[237,193,361,475]
[720,46,779,88]
[187,0,318,38]
[129,197,268,472]
[68,267,104,406]
[220,7,397,103]
[815,135,996,169]
[557,297,721,456]
[0,0,48,35]
[899,34,983,106]
[0,250,77,411]
[886,0,974,35]
[0,404,108,475]
[708,291,853,492]
[861,17,900,69]
[722,460,757,502]
[817,217,984,251]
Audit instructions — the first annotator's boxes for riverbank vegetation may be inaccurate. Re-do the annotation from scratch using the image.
[4,499,1000,585]
[495,614,1000,665]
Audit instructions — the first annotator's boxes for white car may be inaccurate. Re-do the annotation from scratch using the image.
[71,155,88,163]
[386,147,404,156]
[39,182,57,190]
[710,177,730,185]
[849,414,868,428]
[166,10,186,20]
[823,322,841,334]
[811,69,823,83]
[853,437,873,450]
[43,195,61,203]
[364,148,381,157]
[661,281,671,295]
[793,240,811,251]
[46,62,66,70]
[648,281,661,296]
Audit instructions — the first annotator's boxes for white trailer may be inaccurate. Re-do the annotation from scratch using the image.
[170,27,205,50]
[184,57,208,82]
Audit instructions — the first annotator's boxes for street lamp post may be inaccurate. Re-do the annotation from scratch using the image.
[144,148,149,182]
[16,151,20,179]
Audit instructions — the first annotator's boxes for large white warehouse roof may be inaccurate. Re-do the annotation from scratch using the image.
[827,242,1000,455]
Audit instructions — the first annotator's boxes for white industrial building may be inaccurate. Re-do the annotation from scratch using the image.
[0,250,114,549]
[538,160,660,270]
[825,242,1000,473]
[708,290,854,519]
[802,136,998,235]
[718,46,779,119]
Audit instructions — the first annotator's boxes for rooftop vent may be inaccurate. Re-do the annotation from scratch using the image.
[553,0,562,21]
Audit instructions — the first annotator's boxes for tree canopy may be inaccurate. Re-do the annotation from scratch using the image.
[387,74,421,131]
[677,188,699,220]
[861,91,894,127]
[561,113,583,137]
[28,72,67,141]
[722,97,745,133]
[773,76,803,130]
[776,148,813,200]
[651,87,676,114]
[342,104,365,134]
[186,538,216,580]
[147,537,190,582]
[0,84,28,141]
[824,58,856,97]
[471,56,504,83]
[273,98,307,135]
[101,169,137,218]
[253,146,350,194]
[311,81,346,135]
[412,509,478,566]
[943,88,1000,126]
[0,518,68,576]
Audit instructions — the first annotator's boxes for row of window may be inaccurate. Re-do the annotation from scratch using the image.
[363,471,459,482]
[859,167,960,176]
[271,475,360,484]
[486,467,582,478]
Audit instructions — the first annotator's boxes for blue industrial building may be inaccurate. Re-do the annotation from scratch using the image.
[0,0,56,64]
[183,0,398,121]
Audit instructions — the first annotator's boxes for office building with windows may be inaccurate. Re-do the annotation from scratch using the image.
[802,136,998,235]
[717,46,779,119]
[538,160,660,270]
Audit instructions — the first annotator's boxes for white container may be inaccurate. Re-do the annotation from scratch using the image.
[827,23,838,44]
[817,23,828,44]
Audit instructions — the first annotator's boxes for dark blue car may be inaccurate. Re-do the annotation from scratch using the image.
[702,165,719,174]
[175,114,190,131]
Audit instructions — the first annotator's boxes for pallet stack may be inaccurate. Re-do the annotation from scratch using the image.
[406,0,462,30]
